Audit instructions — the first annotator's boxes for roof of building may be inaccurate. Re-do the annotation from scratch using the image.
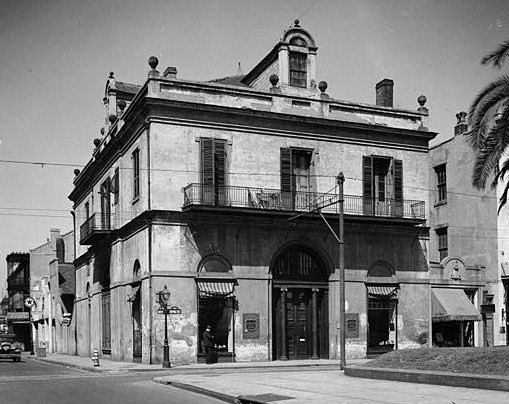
[115,81,141,94]
[207,75,250,88]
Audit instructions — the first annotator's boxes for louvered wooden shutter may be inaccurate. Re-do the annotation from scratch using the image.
[362,156,373,199]
[362,156,373,215]
[214,139,226,188]
[201,138,214,187]
[281,148,292,192]
[394,160,403,201]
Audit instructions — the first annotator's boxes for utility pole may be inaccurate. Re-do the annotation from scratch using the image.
[337,172,346,370]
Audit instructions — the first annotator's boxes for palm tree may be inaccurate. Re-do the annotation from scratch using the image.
[467,40,509,211]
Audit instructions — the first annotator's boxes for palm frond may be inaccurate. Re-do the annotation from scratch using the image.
[466,75,509,150]
[499,181,509,213]
[481,40,509,69]
[472,102,509,189]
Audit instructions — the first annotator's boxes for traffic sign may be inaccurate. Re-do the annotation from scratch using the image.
[24,297,35,308]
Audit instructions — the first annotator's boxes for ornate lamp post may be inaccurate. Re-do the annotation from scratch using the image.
[158,285,171,368]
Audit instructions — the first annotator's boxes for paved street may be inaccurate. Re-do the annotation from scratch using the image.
[0,355,224,404]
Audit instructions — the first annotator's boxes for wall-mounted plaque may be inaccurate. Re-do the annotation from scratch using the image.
[243,313,260,339]
[345,313,359,339]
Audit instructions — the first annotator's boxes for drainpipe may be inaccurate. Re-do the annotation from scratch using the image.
[146,121,153,364]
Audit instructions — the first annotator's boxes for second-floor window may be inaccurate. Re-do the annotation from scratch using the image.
[112,167,119,205]
[435,164,447,203]
[132,148,140,201]
[437,227,448,261]
[200,138,227,204]
[363,156,403,201]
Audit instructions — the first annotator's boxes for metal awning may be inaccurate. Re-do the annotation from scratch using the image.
[127,285,140,302]
[367,285,398,298]
[432,288,482,322]
[196,280,235,298]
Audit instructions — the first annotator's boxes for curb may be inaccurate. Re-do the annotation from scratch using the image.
[154,378,241,403]
[345,365,509,392]
[30,356,103,373]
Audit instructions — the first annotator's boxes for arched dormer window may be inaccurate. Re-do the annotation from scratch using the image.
[289,36,307,47]
[198,254,232,273]
[289,51,307,88]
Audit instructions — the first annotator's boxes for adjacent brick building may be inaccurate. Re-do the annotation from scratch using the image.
[69,22,436,364]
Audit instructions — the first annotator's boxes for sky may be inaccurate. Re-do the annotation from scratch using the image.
[0,0,507,293]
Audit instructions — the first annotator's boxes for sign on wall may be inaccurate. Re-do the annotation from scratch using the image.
[7,312,29,321]
[345,313,359,339]
[243,313,260,339]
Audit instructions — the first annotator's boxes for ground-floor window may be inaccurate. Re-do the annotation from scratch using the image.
[432,321,474,347]
[101,290,111,353]
[367,296,397,354]
[198,296,235,355]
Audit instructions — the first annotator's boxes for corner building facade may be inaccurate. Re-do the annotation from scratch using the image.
[69,23,436,364]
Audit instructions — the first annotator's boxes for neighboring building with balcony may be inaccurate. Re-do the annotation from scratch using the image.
[30,229,75,355]
[429,112,508,348]
[69,22,436,364]
[5,252,31,351]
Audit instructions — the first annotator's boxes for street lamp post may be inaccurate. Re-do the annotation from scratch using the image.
[337,172,346,370]
[159,285,171,368]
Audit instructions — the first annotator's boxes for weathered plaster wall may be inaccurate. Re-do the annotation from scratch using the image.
[149,122,430,213]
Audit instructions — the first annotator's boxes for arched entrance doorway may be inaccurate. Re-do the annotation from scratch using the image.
[271,245,329,360]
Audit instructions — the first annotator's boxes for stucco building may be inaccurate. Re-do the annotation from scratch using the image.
[69,22,436,364]
[30,229,76,355]
[5,252,31,351]
[429,112,509,346]
[429,112,504,348]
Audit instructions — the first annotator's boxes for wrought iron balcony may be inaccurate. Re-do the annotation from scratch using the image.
[183,184,425,221]
[80,213,112,245]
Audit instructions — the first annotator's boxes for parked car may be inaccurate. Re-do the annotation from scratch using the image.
[0,333,22,362]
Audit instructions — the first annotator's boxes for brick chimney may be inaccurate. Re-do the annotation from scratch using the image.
[163,66,177,79]
[455,111,468,136]
[376,79,394,107]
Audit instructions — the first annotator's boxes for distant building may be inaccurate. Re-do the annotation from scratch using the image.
[69,21,436,364]
[5,252,31,350]
[30,229,75,355]
[429,112,502,347]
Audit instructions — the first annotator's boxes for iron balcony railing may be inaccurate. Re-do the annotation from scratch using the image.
[80,212,112,244]
[183,183,426,220]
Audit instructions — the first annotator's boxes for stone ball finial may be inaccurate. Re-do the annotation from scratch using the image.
[100,127,105,135]
[93,138,101,147]
[318,81,328,93]
[294,19,300,27]
[74,169,80,176]
[108,114,117,124]
[118,100,126,111]
[418,95,427,107]
[269,74,279,86]
[109,71,114,79]
[148,56,159,70]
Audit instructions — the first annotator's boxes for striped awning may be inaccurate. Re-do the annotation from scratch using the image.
[196,280,235,298]
[367,285,398,298]
[432,288,482,322]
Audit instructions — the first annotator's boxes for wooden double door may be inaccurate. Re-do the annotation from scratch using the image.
[273,287,328,360]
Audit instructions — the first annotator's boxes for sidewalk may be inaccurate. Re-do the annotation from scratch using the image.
[30,352,359,374]
[31,353,509,403]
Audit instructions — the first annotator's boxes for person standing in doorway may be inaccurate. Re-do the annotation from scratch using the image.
[202,325,215,364]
